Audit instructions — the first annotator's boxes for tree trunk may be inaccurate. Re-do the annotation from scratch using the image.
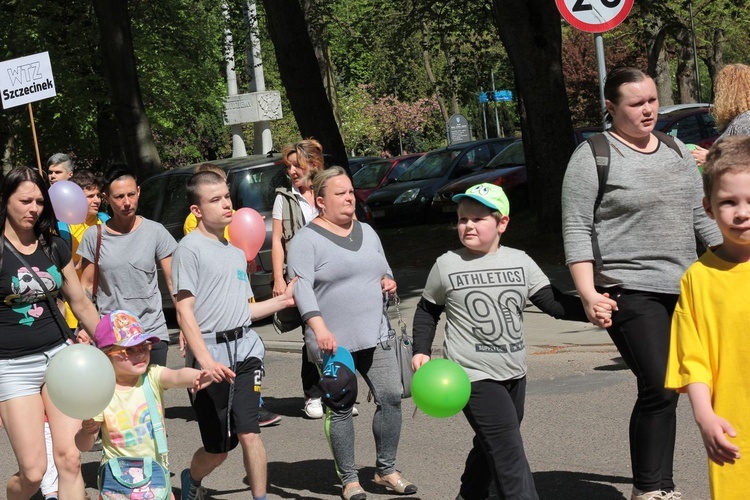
[261,0,348,169]
[92,0,161,179]
[645,20,674,106]
[439,34,460,116]
[675,27,697,103]
[96,104,126,168]
[492,0,574,232]
[301,0,343,132]
[421,22,450,123]
[704,29,725,100]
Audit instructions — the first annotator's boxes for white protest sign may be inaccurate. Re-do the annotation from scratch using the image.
[0,52,57,110]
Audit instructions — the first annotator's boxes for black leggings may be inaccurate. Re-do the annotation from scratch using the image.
[301,341,321,399]
[607,290,679,492]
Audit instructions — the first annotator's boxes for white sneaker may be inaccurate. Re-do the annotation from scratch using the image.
[631,488,669,500]
[352,405,359,416]
[304,397,324,419]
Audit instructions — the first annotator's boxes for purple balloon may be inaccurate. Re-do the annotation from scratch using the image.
[49,180,88,224]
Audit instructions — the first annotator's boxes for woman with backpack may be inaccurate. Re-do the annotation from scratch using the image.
[561,67,722,500]
[271,139,324,419]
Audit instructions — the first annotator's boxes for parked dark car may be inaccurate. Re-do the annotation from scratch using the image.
[353,153,424,203]
[431,139,528,219]
[656,106,719,148]
[139,153,295,307]
[574,126,603,145]
[365,139,516,226]
[347,156,381,174]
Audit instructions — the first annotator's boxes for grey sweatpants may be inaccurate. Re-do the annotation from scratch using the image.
[324,342,403,486]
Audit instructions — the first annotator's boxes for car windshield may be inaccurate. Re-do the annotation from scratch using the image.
[485,142,525,168]
[398,150,458,181]
[229,163,288,212]
[353,160,392,188]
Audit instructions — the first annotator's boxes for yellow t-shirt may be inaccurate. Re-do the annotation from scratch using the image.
[64,214,107,328]
[183,212,230,240]
[94,365,166,466]
[665,249,750,499]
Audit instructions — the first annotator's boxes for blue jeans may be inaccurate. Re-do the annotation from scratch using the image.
[325,343,402,486]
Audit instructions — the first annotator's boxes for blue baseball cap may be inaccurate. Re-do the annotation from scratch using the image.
[319,346,358,411]
[323,346,355,374]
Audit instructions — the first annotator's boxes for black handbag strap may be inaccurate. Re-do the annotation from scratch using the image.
[3,240,75,343]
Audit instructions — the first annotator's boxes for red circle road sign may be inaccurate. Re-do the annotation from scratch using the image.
[555,0,634,33]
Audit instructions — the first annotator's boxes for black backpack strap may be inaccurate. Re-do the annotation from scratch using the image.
[652,130,683,158]
[586,133,610,270]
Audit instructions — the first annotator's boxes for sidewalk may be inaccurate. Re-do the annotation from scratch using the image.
[252,263,613,354]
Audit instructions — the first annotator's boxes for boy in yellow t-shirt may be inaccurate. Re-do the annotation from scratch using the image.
[75,310,213,496]
[666,136,750,499]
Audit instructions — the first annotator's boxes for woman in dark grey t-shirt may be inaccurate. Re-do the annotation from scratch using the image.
[562,67,721,500]
[79,166,177,366]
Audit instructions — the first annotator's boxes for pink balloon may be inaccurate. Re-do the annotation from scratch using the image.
[49,180,89,224]
[227,208,265,261]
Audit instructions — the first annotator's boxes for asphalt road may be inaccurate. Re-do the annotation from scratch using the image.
[0,263,712,499]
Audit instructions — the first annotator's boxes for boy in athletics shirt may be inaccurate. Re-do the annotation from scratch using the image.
[411,183,614,500]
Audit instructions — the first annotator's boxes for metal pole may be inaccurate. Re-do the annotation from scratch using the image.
[222,2,247,157]
[491,70,501,137]
[689,1,702,102]
[481,91,488,140]
[594,33,607,128]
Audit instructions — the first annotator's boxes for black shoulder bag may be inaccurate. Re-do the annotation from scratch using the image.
[3,240,76,343]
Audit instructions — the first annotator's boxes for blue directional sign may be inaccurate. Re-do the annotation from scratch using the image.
[479,91,488,104]
[496,90,513,102]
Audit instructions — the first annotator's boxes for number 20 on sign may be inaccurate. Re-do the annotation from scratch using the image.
[555,0,634,33]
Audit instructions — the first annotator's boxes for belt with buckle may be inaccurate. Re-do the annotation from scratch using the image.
[215,326,244,344]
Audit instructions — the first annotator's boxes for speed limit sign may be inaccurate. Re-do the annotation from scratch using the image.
[555,0,634,33]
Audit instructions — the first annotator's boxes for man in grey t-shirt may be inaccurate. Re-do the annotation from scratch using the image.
[173,171,295,500]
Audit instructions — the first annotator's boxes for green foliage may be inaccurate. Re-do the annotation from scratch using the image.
[0,0,103,168]
[129,0,231,167]
[0,0,233,170]
[4,0,750,173]
[338,83,443,155]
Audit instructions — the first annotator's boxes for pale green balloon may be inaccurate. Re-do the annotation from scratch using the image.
[46,344,116,420]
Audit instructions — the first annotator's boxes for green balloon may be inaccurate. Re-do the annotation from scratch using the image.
[46,344,116,420]
[412,358,471,418]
